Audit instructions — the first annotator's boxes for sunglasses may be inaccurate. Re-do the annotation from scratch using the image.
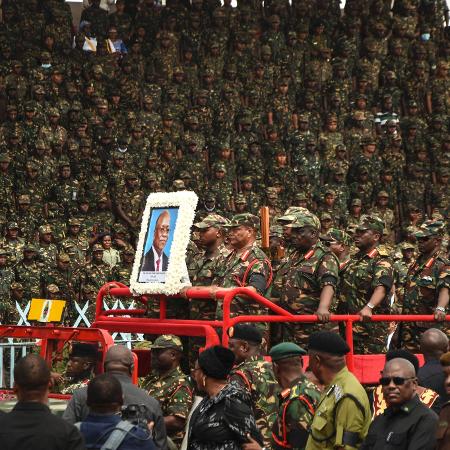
[379,376,415,386]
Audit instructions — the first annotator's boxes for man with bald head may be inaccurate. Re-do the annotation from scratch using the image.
[63,345,168,450]
[361,358,438,450]
[141,210,171,272]
[419,329,449,404]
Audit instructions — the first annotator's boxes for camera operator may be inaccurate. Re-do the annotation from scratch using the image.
[78,373,155,450]
[64,345,167,450]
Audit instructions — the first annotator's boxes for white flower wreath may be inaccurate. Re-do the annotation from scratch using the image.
[130,191,198,295]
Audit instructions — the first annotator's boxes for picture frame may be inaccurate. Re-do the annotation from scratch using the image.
[130,191,198,295]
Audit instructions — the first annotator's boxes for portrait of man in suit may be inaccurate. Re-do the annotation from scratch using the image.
[141,210,171,272]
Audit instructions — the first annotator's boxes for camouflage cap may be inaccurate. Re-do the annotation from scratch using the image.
[48,107,60,117]
[351,198,362,207]
[39,224,52,234]
[278,211,321,230]
[17,194,31,204]
[92,243,104,252]
[213,162,226,172]
[172,179,185,189]
[7,221,19,229]
[377,190,389,198]
[23,243,38,252]
[150,334,183,351]
[194,214,230,229]
[356,214,385,234]
[225,213,260,230]
[68,218,81,226]
[0,153,11,163]
[319,212,333,221]
[122,247,135,255]
[0,247,9,256]
[399,241,416,251]
[414,220,446,238]
[11,282,23,290]
[47,284,60,294]
[327,228,352,246]
[58,253,70,263]
[295,192,308,201]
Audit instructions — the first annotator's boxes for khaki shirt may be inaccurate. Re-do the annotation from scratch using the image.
[306,367,370,450]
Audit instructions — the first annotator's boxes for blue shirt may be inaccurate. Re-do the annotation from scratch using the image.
[80,413,156,450]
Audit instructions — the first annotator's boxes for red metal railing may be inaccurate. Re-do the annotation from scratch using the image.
[95,283,449,383]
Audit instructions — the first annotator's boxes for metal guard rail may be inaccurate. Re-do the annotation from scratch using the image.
[95,283,449,373]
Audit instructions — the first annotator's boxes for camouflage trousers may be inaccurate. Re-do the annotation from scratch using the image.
[346,322,388,354]
[274,321,338,348]
[399,321,450,353]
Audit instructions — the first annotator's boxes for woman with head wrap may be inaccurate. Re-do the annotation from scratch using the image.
[187,345,263,450]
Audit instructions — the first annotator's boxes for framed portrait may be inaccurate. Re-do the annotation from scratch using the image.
[130,191,198,295]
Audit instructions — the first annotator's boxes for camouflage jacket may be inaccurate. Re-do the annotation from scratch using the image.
[143,366,193,444]
[229,355,280,446]
[403,253,450,315]
[212,242,272,317]
[269,242,339,315]
[189,244,231,321]
[272,375,321,450]
[339,246,393,314]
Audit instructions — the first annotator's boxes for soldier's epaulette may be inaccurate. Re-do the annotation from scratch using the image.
[367,248,379,259]
[280,388,291,399]
[240,249,251,262]
[304,249,315,260]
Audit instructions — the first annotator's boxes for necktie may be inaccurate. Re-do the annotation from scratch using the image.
[156,258,161,271]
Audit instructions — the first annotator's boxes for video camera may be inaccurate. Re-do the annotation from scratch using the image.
[121,404,149,431]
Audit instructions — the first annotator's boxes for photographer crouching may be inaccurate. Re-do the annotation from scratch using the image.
[78,373,156,450]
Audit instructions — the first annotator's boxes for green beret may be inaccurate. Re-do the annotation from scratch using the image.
[269,342,306,361]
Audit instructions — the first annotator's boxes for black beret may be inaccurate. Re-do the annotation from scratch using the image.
[386,349,419,374]
[198,345,235,380]
[70,343,99,360]
[228,324,262,344]
[308,331,350,356]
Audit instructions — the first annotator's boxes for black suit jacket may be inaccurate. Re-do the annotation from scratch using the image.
[141,249,169,271]
[0,401,84,450]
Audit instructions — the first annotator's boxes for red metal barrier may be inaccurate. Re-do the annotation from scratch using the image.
[95,283,449,383]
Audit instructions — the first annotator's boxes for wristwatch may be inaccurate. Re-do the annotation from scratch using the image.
[435,306,446,313]
[367,302,375,310]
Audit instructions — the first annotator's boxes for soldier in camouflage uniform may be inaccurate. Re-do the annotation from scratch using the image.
[269,342,322,450]
[0,248,15,324]
[41,253,78,321]
[400,220,450,351]
[209,213,272,319]
[112,247,135,284]
[80,244,112,293]
[53,343,98,395]
[228,324,279,447]
[1,222,25,265]
[141,335,193,449]
[393,242,416,307]
[268,210,339,346]
[14,244,42,305]
[37,224,58,269]
[60,218,89,264]
[338,215,394,353]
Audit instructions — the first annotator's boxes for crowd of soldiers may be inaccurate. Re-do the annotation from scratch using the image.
[0,0,449,346]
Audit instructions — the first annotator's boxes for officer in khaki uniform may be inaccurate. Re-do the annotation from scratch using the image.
[306,331,371,450]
